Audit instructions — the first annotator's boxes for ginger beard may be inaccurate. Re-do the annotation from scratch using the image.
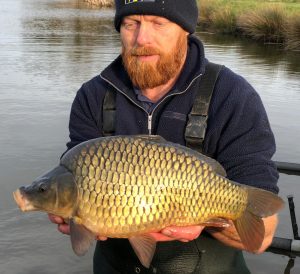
[122,33,188,90]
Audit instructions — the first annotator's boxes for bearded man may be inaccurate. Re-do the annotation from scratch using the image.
[49,1,280,273]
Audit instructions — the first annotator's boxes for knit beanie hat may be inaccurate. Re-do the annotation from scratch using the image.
[114,0,199,34]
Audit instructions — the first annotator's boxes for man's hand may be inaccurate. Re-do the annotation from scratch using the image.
[149,225,205,242]
[206,214,278,253]
[48,214,70,234]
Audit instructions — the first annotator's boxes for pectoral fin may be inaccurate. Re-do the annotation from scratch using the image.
[129,235,156,268]
[69,218,95,256]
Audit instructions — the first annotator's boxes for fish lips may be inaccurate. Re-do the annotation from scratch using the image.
[13,188,37,212]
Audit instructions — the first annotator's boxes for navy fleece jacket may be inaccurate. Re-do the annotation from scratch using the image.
[66,35,279,193]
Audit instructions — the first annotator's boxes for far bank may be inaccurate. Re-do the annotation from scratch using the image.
[84,0,300,51]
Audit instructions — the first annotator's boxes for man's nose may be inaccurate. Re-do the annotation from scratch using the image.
[135,23,152,46]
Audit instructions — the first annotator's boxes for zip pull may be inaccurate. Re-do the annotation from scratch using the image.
[148,114,152,135]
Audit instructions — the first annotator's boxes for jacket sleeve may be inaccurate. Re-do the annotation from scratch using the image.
[205,67,279,193]
[65,78,104,152]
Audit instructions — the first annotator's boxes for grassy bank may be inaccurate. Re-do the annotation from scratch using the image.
[85,0,300,50]
[198,0,300,50]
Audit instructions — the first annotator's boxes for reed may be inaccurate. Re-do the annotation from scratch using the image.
[210,6,237,34]
[285,14,300,50]
[237,5,287,43]
[198,0,217,24]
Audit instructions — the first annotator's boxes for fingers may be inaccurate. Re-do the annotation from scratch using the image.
[48,214,70,235]
[96,236,108,241]
[57,223,70,235]
[161,225,204,241]
[48,213,64,224]
[150,225,205,242]
[148,232,175,242]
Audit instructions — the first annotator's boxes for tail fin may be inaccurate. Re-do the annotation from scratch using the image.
[233,187,284,252]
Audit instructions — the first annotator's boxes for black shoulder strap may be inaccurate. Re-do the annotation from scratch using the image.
[102,87,116,136]
[185,62,223,153]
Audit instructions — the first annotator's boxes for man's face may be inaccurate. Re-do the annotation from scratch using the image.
[120,15,188,90]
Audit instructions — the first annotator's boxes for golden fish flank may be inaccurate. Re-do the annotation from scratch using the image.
[67,138,230,235]
[13,135,284,268]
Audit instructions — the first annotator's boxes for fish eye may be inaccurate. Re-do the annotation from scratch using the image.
[38,183,47,193]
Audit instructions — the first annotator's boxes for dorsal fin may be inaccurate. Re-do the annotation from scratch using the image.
[135,135,167,143]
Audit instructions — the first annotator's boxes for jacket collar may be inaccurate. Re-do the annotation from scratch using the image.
[100,35,207,100]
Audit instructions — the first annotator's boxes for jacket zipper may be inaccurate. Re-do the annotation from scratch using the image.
[100,73,202,135]
[147,114,152,135]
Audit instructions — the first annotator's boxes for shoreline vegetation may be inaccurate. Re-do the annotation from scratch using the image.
[84,0,300,51]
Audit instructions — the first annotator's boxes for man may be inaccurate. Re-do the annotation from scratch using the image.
[49,0,280,273]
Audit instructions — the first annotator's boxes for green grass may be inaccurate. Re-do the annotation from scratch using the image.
[197,0,300,50]
[198,0,300,15]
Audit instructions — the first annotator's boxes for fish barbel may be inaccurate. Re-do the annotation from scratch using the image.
[13,135,284,267]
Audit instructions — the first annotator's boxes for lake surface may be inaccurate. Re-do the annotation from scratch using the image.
[0,0,299,273]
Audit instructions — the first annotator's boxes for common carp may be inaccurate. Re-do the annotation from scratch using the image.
[13,135,284,267]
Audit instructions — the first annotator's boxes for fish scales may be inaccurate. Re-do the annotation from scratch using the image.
[61,136,247,238]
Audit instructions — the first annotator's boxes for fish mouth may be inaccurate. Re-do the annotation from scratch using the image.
[13,189,36,212]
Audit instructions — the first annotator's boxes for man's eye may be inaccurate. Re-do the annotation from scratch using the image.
[123,22,138,30]
[153,20,168,27]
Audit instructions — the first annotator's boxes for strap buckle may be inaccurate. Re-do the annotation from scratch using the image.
[185,114,208,140]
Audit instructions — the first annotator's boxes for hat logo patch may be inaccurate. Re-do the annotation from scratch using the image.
[125,0,155,4]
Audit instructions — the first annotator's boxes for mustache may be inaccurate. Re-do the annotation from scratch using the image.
[130,47,161,56]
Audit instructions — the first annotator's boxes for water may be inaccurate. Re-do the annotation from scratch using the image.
[0,0,299,273]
